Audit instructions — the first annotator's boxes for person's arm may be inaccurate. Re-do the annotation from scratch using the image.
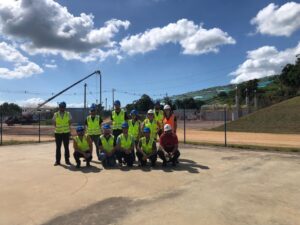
[174,116,177,133]
[171,134,179,155]
[73,139,87,157]
[87,136,93,154]
[52,113,56,127]
[137,140,147,158]
[116,136,123,152]
[159,135,167,154]
[148,141,157,157]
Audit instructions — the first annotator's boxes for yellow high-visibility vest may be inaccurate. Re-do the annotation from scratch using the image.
[100,135,114,153]
[74,135,89,152]
[87,115,101,135]
[144,118,158,140]
[128,119,140,140]
[112,110,125,130]
[119,133,133,149]
[55,111,70,133]
[140,137,155,155]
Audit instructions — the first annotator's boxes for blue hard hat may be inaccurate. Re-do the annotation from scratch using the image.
[130,109,138,115]
[90,103,97,110]
[122,122,129,129]
[143,127,151,133]
[76,125,84,132]
[114,100,121,106]
[102,124,111,130]
[59,101,66,108]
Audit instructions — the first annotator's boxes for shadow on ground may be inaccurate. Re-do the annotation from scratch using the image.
[58,158,209,174]
[41,190,184,225]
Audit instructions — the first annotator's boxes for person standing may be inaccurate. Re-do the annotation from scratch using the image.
[111,100,128,140]
[163,104,177,133]
[128,109,141,160]
[53,101,72,166]
[137,127,157,167]
[154,101,164,136]
[73,126,93,168]
[116,122,135,167]
[142,109,160,141]
[85,103,102,160]
[158,124,180,167]
[99,124,117,168]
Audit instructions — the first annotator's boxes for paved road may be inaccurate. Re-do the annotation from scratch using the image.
[0,143,299,225]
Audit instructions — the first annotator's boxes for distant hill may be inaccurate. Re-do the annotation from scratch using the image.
[212,96,300,134]
[170,76,276,102]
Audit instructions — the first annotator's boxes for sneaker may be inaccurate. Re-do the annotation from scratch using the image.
[65,160,71,165]
[54,162,60,166]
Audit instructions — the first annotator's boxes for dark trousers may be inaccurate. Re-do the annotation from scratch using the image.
[113,129,123,141]
[136,151,157,166]
[116,151,134,167]
[73,151,92,166]
[157,149,180,163]
[89,135,100,158]
[55,133,70,163]
[100,152,116,167]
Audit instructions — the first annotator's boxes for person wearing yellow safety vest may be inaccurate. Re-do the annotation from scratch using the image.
[137,127,157,167]
[116,122,134,167]
[52,101,72,166]
[111,100,128,141]
[128,109,141,160]
[73,126,93,168]
[154,101,164,137]
[85,104,103,161]
[99,124,117,168]
[163,104,177,133]
[142,109,160,141]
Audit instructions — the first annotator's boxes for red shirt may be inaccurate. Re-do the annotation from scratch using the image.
[159,132,178,152]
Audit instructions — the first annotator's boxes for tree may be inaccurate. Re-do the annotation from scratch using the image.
[279,59,300,93]
[0,102,22,116]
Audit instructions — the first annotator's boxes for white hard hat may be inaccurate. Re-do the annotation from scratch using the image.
[164,124,172,132]
[147,109,154,114]
[164,104,171,110]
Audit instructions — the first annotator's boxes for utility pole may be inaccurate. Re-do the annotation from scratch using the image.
[99,72,102,110]
[84,83,87,123]
[235,86,239,119]
[245,88,249,114]
[254,89,258,110]
[112,88,116,109]
[105,98,107,111]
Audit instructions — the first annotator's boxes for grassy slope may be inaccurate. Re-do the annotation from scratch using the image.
[213,96,300,134]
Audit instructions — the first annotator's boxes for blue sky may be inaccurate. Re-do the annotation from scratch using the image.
[0,0,299,108]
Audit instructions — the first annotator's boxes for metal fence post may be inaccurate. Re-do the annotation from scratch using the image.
[0,105,2,145]
[183,106,186,144]
[224,107,227,147]
[38,112,41,143]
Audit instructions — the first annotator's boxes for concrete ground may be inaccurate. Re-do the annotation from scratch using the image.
[0,143,300,225]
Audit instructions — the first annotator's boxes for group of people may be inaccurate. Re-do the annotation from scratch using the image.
[53,100,180,169]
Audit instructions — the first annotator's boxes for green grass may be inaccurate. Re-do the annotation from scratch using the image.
[180,141,300,153]
[212,96,300,134]
[0,140,52,146]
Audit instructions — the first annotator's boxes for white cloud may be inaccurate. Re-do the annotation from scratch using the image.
[120,19,235,55]
[230,42,300,84]
[44,64,57,69]
[19,98,83,108]
[0,41,43,79]
[251,2,300,37]
[0,0,129,62]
